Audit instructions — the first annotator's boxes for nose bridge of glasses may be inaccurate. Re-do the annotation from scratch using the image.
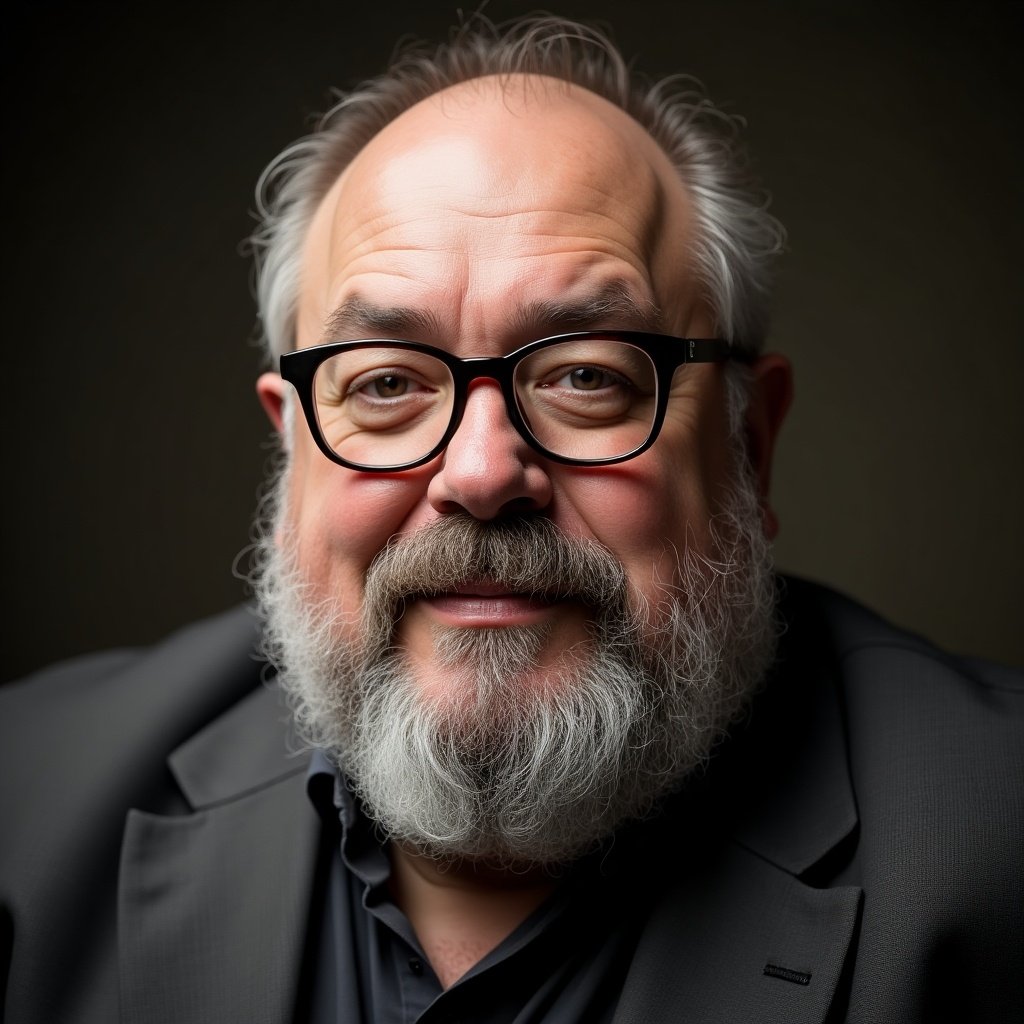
[461,355,515,406]
[444,356,533,454]
[456,354,513,384]
[450,355,521,415]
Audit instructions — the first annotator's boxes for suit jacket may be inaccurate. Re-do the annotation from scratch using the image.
[2,578,1022,1023]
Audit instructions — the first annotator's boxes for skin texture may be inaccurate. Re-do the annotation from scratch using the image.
[256,74,792,985]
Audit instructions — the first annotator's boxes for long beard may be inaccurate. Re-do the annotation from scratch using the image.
[253,462,778,868]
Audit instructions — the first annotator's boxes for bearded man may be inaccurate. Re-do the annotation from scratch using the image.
[2,15,1021,1024]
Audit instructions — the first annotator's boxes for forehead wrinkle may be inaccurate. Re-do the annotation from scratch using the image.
[421,166,658,225]
[302,74,697,349]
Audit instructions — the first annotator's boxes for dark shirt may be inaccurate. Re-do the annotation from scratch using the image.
[303,749,648,1024]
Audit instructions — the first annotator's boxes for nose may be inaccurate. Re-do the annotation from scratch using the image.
[427,379,553,520]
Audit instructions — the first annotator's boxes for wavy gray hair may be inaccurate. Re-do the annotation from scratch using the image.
[247,14,784,370]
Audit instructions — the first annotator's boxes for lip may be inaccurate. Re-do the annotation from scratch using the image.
[416,582,562,627]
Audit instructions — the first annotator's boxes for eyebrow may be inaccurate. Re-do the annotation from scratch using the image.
[320,283,664,345]
[506,283,664,335]
[321,298,446,342]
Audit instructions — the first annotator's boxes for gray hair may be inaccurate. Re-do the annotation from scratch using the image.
[248,14,785,367]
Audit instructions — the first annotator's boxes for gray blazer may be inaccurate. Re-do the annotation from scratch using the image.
[2,579,1021,1023]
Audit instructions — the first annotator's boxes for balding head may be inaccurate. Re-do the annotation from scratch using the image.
[297,75,706,354]
[249,16,784,364]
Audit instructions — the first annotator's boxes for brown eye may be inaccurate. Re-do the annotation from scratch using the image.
[568,366,611,390]
[544,365,626,391]
[371,374,409,398]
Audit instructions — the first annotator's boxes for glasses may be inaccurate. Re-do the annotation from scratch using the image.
[279,331,746,472]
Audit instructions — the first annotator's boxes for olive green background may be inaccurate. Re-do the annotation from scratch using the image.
[4,0,1022,681]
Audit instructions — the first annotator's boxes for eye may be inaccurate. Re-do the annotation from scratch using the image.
[547,365,630,392]
[348,370,427,401]
[366,373,412,398]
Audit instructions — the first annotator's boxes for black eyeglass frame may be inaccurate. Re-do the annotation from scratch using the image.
[279,331,749,472]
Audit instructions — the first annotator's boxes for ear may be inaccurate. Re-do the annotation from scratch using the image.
[256,372,288,433]
[743,353,793,540]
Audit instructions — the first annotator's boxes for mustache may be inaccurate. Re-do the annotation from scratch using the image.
[361,515,630,639]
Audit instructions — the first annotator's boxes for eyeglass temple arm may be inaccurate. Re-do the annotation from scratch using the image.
[686,339,755,364]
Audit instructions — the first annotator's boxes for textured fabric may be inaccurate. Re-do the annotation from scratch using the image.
[1,580,1021,1024]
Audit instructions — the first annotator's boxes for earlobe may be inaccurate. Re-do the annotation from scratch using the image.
[256,372,288,433]
[743,353,793,540]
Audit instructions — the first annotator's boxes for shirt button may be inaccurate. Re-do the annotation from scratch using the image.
[408,956,425,976]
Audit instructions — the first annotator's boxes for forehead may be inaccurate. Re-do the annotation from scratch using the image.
[296,75,699,347]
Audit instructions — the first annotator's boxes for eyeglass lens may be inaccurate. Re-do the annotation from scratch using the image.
[311,339,660,468]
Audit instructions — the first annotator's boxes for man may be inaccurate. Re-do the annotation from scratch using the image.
[2,14,1021,1024]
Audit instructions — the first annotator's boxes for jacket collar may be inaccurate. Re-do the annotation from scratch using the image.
[119,661,319,1024]
[167,676,306,809]
[725,634,857,876]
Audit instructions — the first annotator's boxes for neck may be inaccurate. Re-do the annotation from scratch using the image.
[388,842,560,988]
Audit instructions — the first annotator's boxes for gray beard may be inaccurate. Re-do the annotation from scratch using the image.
[253,461,778,869]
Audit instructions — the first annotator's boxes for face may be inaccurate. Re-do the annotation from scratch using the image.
[256,75,793,863]
[259,76,752,700]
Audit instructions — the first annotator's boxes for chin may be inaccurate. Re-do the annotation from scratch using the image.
[403,623,592,717]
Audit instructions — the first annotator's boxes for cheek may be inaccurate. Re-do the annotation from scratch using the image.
[287,447,432,610]
[555,439,727,611]
[588,482,696,590]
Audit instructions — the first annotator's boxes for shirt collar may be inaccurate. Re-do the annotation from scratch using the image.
[306,747,394,894]
[306,747,357,830]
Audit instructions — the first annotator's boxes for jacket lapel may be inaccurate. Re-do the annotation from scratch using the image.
[118,682,320,1024]
[612,841,860,1024]
[614,590,863,1024]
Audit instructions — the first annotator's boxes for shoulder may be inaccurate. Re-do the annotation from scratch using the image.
[779,573,1023,711]
[778,574,1023,877]
[780,575,1023,793]
[0,609,279,1022]
[0,605,268,825]
[1,604,264,717]
[777,579,1024,1016]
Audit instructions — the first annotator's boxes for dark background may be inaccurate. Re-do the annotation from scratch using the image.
[4,0,1022,681]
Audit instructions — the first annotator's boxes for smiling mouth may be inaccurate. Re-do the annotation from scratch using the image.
[411,580,569,628]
